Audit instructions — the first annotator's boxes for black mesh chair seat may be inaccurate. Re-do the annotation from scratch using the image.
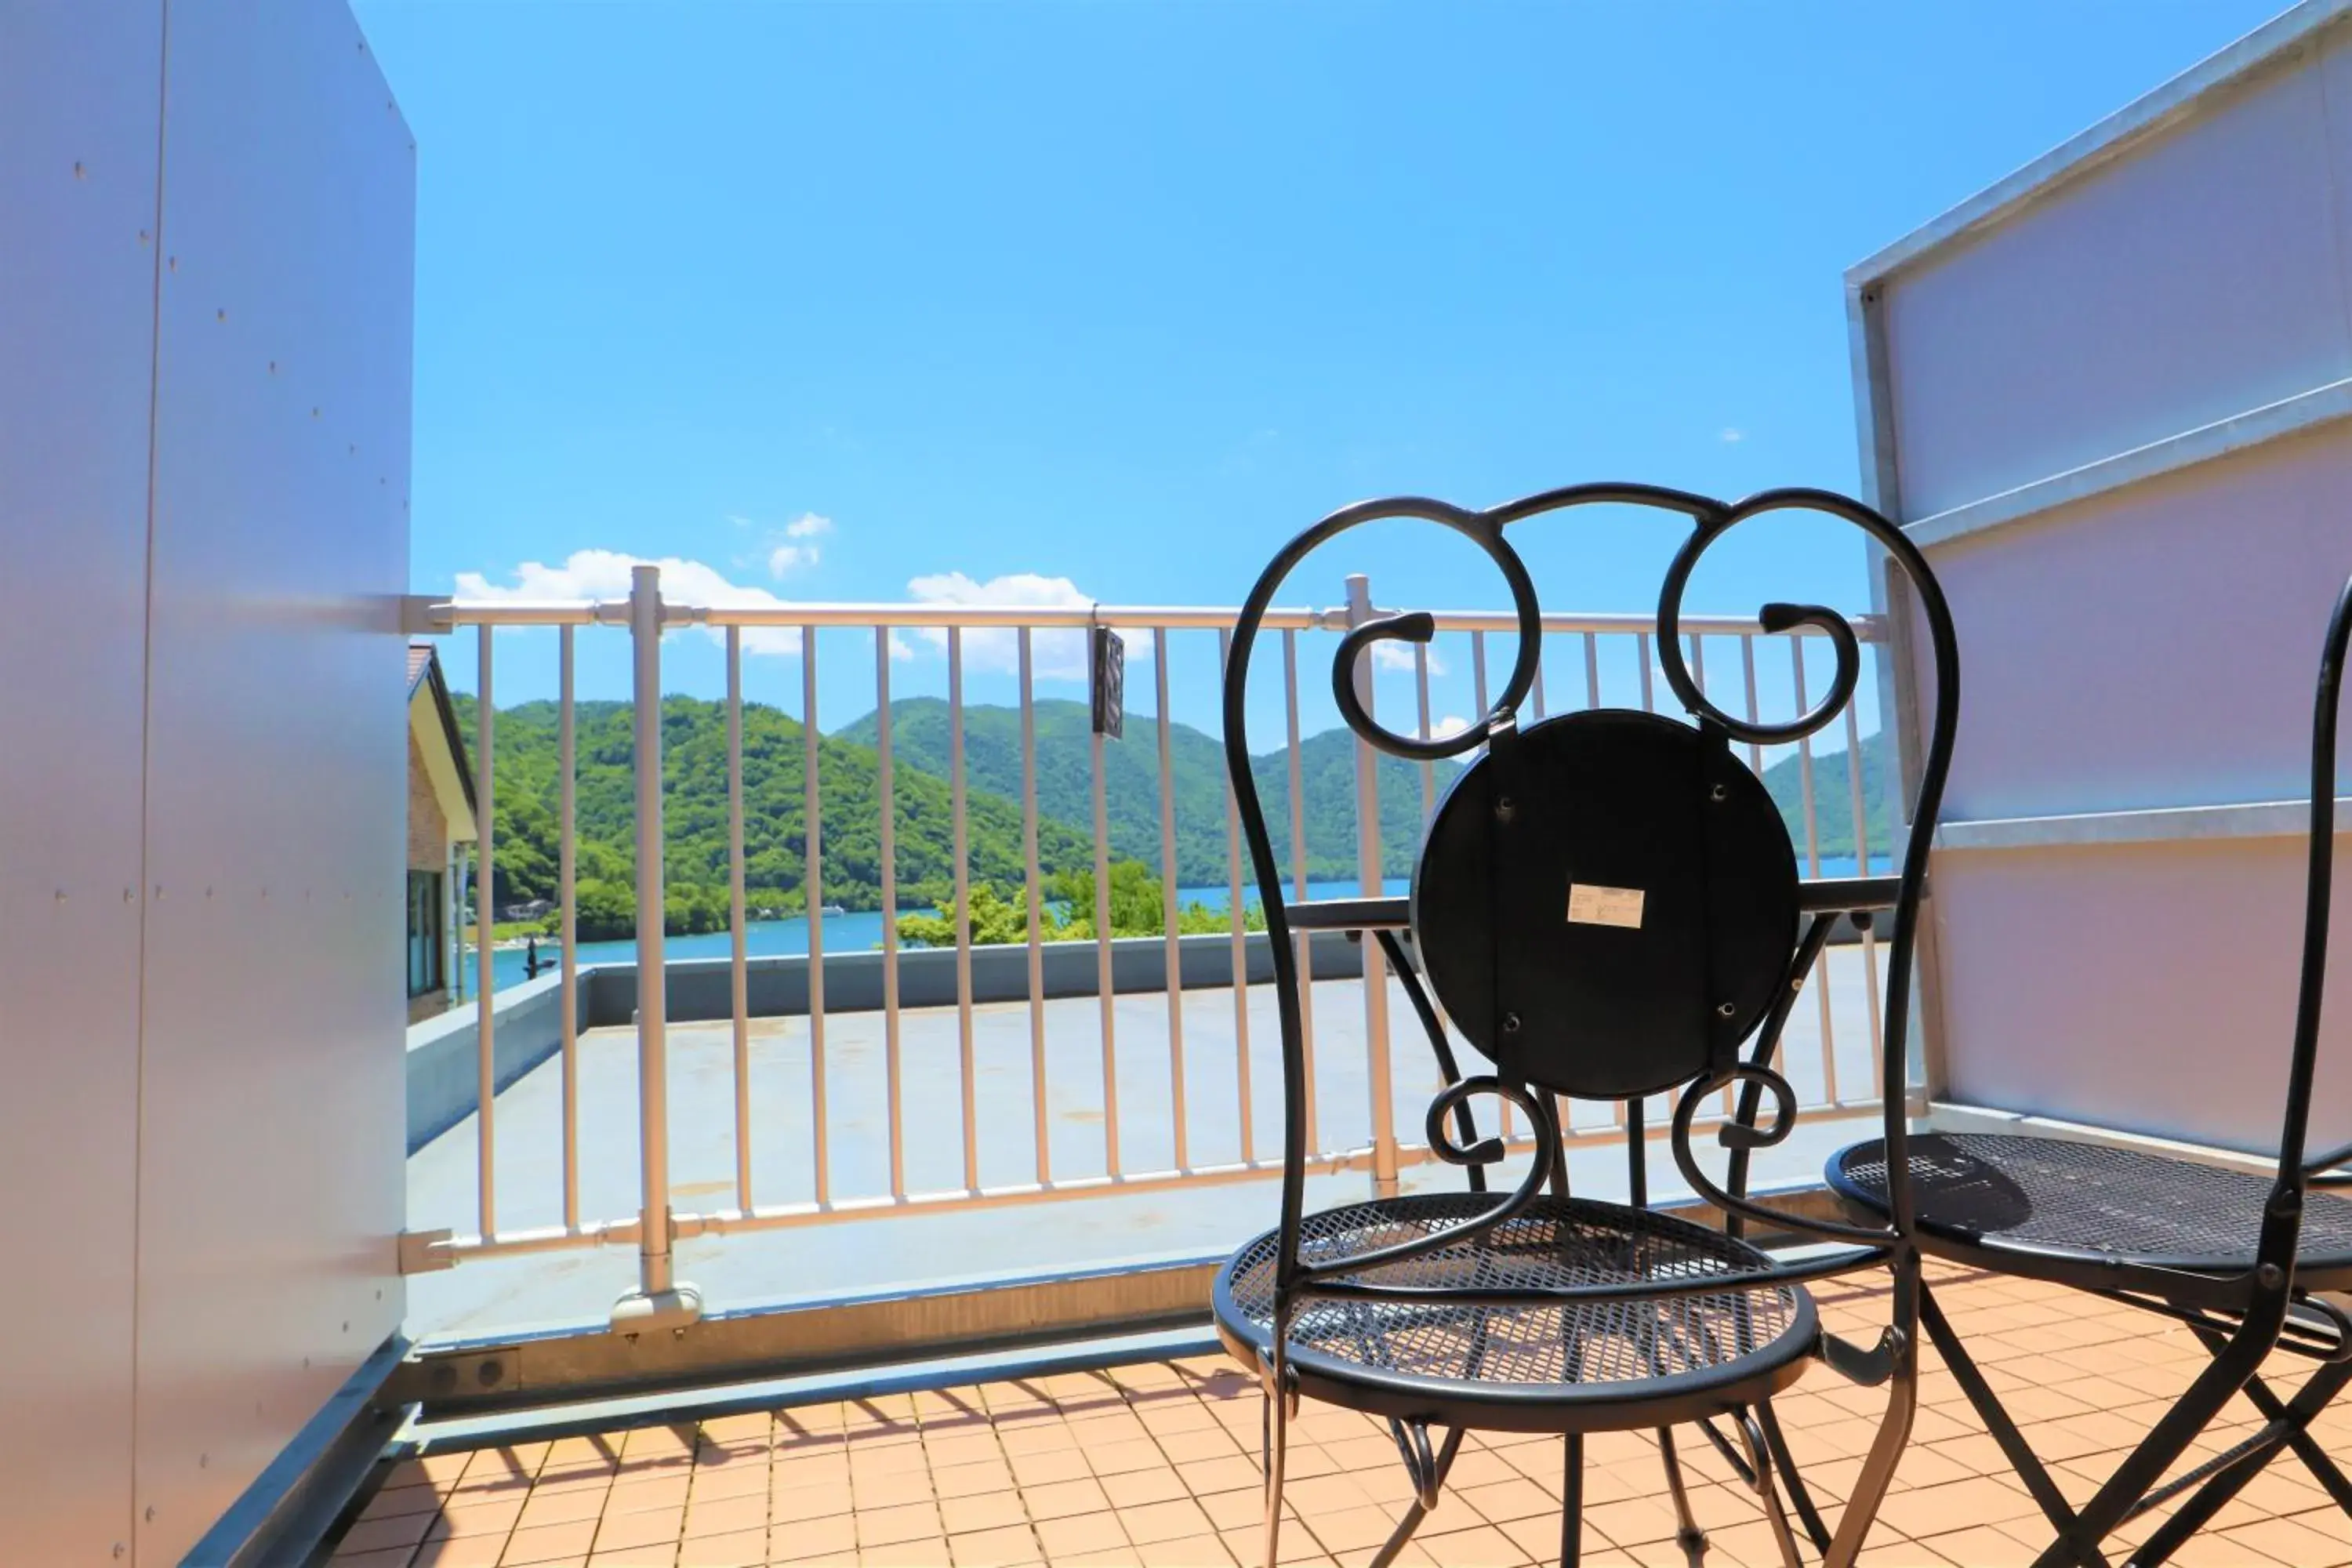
[1830,1132,2352,1283]
[1213,1192,1820,1432]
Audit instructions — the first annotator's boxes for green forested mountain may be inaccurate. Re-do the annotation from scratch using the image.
[452,695,1094,936]
[455,691,1900,939]
[1758,728,1897,863]
[832,698,1462,886]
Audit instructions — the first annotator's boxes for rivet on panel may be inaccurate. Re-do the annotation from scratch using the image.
[122,887,133,902]
[144,1507,154,1523]
[166,256,176,271]
[198,1454,207,1469]
[311,407,321,419]
[216,308,226,322]
[268,361,278,374]
[138,230,150,245]
[53,888,64,902]
[72,161,85,179]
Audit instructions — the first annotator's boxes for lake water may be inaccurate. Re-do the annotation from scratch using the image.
[479,852,1893,993]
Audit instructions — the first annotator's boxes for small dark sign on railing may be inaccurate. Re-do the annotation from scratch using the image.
[1091,624,1124,739]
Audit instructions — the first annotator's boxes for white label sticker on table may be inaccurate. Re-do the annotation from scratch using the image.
[1566,884,1645,929]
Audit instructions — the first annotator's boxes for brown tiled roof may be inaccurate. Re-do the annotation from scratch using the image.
[407,642,434,693]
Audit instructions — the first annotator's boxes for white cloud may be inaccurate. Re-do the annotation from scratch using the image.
[786,512,833,539]
[1371,640,1446,677]
[905,571,1154,682]
[1720,427,1745,443]
[1436,713,1472,737]
[768,543,820,578]
[456,550,808,657]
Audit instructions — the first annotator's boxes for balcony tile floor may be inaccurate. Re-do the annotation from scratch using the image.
[327,1262,2352,1566]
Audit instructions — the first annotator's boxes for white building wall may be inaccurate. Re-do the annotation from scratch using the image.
[0,2,415,1561]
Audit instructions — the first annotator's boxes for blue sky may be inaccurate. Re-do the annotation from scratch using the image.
[356,0,2285,742]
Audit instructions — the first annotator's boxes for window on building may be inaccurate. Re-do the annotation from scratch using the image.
[407,870,444,997]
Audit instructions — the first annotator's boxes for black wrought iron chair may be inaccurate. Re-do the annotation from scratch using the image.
[1212,483,1960,1568]
[1826,571,2352,1568]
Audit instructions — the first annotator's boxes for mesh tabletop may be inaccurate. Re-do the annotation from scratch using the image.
[1832,1132,2352,1274]
[1215,1193,1815,1415]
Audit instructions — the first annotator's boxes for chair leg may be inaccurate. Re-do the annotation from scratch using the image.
[1920,1282,2093,1557]
[1758,1399,1833,1555]
[1368,1428,1465,1568]
[2024,1301,2286,1568]
[1820,1255,1924,1568]
[1654,1426,1708,1566]
[1736,1411,1803,1568]
[1260,1355,1292,1568]
[2127,1327,2352,1567]
[1561,1432,1583,1568]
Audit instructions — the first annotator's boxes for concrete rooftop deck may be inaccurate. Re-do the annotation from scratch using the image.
[326,1261,2352,1567]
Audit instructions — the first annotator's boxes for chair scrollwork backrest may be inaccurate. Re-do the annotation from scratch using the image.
[1219,484,1962,1293]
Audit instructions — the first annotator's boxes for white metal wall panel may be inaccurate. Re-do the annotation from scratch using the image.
[0,5,163,1560]
[1926,424,2352,824]
[1858,4,2352,1149]
[131,3,414,1561]
[1885,41,2350,522]
[1931,841,2352,1156]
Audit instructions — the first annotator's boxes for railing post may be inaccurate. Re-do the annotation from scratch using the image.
[612,563,702,1331]
[1345,573,1400,1199]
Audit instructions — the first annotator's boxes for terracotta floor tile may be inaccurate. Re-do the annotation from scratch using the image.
[413,1532,511,1567]
[935,1461,1020,1501]
[342,1512,441,1555]
[608,1477,692,1516]
[1175,1457,1261,1498]
[1025,1479,1113,1522]
[1011,1450,1094,1489]
[1414,1522,1534,1568]
[855,1470,938,1511]
[1115,1499,1213,1548]
[1099,1469,1189,1510]
[1153,1430,1242,1466]
[1302,1503,1407,1553]
[949,1524,1044,1566]
[368,1482,455,1520]
[856,1538,953,1566]
[502,1518,601,1565]
[775,1480,858,1523]
[1087,1441,1171,1479]
[1132,1534,1232,1567]
[855,1501,946,1548]
[940,1489,1028,1537]
[333,1550,423,1568]
[1912,1523,2040,1566]
[436,1497,527,1539]
[1035,1512,1131,1559]
[683,1493,770,1540]
[2217,1512,2352,1566]
[673,1528,767,1568]
[593,1507,687,1555]
[688,1462,771,1504]
[770,1515,858,1563]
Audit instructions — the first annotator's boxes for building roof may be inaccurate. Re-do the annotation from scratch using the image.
[408,642,478,824]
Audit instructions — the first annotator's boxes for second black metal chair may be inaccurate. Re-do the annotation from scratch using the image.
[1214,483,1962,1567]
[1828,571,2352,1568]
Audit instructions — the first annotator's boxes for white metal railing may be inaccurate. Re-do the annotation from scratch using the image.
[413,568,1896,1323]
